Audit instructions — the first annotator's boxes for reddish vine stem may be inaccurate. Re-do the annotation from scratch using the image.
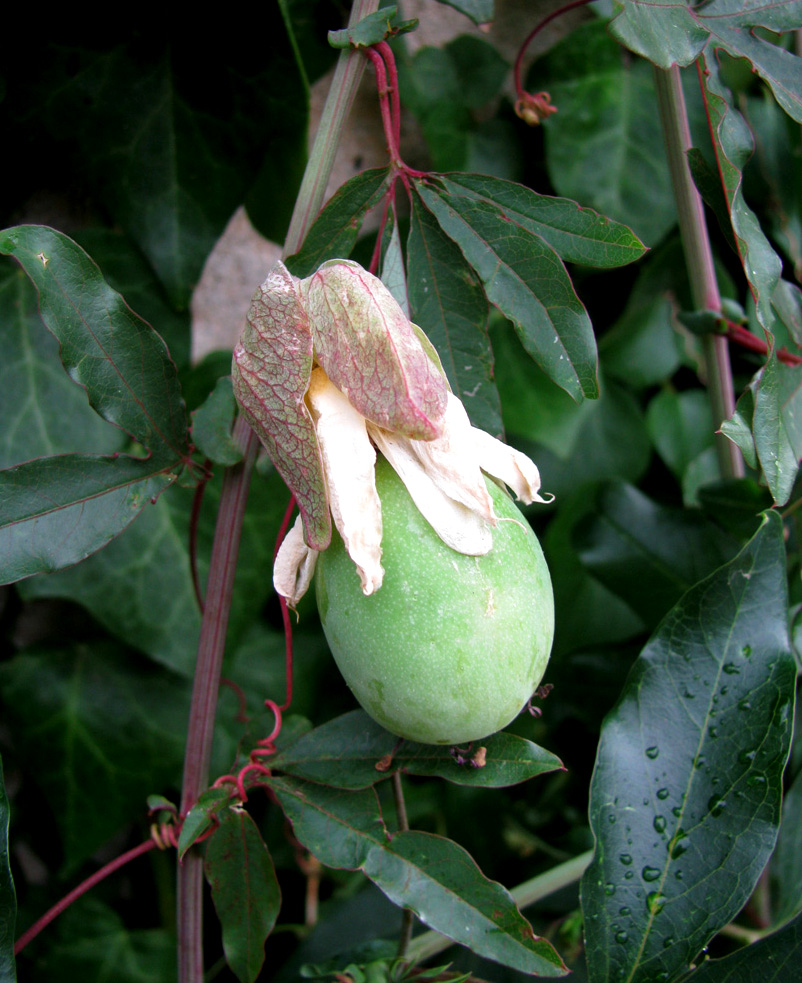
[726,320,802,365]
[188,458,213,613]
[15,839,157,955]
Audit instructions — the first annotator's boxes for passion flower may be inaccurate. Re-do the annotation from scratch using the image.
[316,457,554,745]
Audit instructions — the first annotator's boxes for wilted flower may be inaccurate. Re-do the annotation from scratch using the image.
[231,258,550,607]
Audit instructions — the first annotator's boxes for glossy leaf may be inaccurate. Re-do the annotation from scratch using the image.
[575,481,740,628]
[440,174,646,269]
[582,512,796,983]
[286,168,390,279]
[20,464,288,675]
[0,644,188,874]
[537,22,677,247]
[205,808,281,983]
[271,777,566,976]
[610,0,802,122]
[407,196,500,435]
[0,226,189,583]
[753,351,802,505]
[0,756,15,983]
[699,55,783,332]
[191,377,243,467]
[415,183,598,401]
[271,710,563,789]
[0,260,125,469]
[721,385,759,470]
[684,910,802,982]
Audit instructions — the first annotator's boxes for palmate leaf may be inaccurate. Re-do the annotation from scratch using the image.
[610,0,802,122]
[0,226,190,584]
[270,709,563,789]
[204,808,281,983]
[0,756,15,983]
[581,512,796,983]
[414,182,598,401]
[270,777,567,977]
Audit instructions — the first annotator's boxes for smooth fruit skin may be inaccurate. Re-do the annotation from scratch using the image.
[315,457,554,745]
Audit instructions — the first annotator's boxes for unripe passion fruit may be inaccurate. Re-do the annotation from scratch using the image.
[315,457,554,745]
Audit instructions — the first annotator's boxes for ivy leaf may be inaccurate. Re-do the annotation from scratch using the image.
[286,168,391,279]
[582,512,796,983]
[270,778,567,976]
[415,182,598,401]
[271,710,563,789]
[610,0,802,122]
[0,644,189,875]
[0,756,15,983]
[0,226,190,584]
[699,55,783,332]
[407,196,501,435]
[204,808,281,983]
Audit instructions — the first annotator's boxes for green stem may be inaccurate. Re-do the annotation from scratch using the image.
[653,64,743,481]
[405,850,593,966]
[391,772,414,959]
[176,5,378,981]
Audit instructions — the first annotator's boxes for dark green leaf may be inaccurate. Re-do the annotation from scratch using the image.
[687,148,739,256]
[74,228,191,371]
[205,808,281,983]
[721,385,759,470]
[19,464,288,674]
[178,787,233,860]
[406,196,500,435]
[683,909,802,982]
[271,710,562,789]
[440,174,646,269]
[28,897,175,983]
[645,389,715,482]
[286,168,391,279]
[415,183,598,400]
[537,22,677,246]
[271,778,566,976]
[328,6,418,49]
[0,259,125,469]
[752,351,802,505]
[772,769,802,924]
[191,377,243,467]
[610,0,802,121]
[582,512,796,983]
[699,56,783,331]
[434,0,493,24]
[575,482,741,627]
[0,457,177,587]
[0,226,187,459]
[0,644,188,873]
[0,757,15,983]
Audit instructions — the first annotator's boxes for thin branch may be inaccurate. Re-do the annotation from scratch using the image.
[392,772,414,960]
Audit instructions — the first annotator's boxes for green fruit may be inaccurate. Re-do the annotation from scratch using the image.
[315,457,554,745]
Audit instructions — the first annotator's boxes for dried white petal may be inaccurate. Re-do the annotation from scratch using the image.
[369,425,493,555]
[274,515,319,606]
[407,392,496,522]
[308,369,384,595]
[471,427,553,505]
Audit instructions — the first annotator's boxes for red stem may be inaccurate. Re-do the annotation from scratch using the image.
[726,321,802,365]
[188,459,212,613]
[513,0,594,96]
[15,839,156,955]
[377,41,401,151]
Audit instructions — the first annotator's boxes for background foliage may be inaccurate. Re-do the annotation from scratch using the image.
[2,1,802,982]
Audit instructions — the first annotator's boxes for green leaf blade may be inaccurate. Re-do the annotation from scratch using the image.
[582,512,796,983]
[407,196,501,435]
[0,226,189,462]
[416,183,598,400]
[205,809,281,983]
